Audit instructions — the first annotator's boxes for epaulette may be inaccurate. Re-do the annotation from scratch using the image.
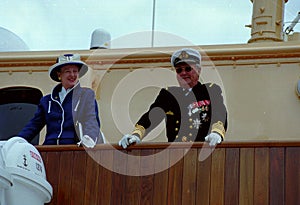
[165,86,178,91]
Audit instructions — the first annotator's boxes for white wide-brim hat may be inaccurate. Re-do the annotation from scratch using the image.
[49,53,88,82]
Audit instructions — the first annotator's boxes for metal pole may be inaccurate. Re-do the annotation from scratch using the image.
[285,11,300,35]
[151,0,156,47]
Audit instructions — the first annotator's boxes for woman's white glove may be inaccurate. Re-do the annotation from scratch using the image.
[77,135,96,148]
[205,132,222,146]
[118,134,141,149]
[76,122,96,148]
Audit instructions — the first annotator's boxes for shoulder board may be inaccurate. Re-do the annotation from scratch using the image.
[203,83,216,88]
[166,86,183,92]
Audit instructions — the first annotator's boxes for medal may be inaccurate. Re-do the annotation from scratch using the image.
[188,104,193,116]
[193,118,201,129]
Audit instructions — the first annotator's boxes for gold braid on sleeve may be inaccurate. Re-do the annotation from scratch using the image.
[211,121,225,140]
[132,124,146,139]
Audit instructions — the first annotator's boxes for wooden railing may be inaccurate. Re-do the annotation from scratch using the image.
[37,141,300,205]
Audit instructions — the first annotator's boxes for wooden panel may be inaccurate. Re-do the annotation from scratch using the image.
[40,152,49,205]
[167,148,184,205]
[110,149,128,205]
[285,147,300,205]
[57,151,74,205]
[140,149,155,205]
[224,148,240,205]
[44,152,60,205]
[153,149,169,205]
[254,148,269,205]
[40,151,48,165]
[98,149,114,205]
[196,147,212,205]
[84,150,99,205]
[70,151,87,205]
[182,148,197,205]
[37,142,300,205]
[239,148,254,205]
[210,148,225,205]
[124,149,141,205]
[269,147,284,205]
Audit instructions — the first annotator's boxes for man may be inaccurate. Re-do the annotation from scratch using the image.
[119,48,227,148]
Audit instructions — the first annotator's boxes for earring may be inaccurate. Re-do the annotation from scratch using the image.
[58,77,61,81]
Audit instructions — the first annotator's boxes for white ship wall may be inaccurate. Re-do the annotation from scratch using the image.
[0,42,299,143]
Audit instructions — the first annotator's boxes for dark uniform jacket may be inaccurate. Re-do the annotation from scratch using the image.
[135,82,227,142]
[18,83,101,145]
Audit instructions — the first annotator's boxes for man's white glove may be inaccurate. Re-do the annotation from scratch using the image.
[205,132,222,146]
[77,135,96,148]
[118,134,141,149]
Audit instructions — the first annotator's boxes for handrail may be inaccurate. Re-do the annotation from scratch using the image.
[36,140,300,152]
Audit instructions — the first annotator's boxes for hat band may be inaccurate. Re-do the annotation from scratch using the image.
[174,56,200,66]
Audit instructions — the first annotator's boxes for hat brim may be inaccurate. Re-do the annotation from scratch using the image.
[49,61,88,82]
[173,59,199,67]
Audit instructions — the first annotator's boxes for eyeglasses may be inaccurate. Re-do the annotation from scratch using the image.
[175,66,192,74]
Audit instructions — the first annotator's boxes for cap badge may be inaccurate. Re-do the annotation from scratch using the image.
[64,54,74,61]
[179,51,189,59]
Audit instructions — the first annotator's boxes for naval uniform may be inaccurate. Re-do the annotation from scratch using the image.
[18,83,101,145]
[132,82,227,142]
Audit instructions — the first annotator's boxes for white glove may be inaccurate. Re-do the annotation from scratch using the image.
[77,135,96,148]
[205,132,222,146]
[118,134,141,149]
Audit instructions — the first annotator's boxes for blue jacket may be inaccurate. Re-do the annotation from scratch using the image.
[19,83,101,145]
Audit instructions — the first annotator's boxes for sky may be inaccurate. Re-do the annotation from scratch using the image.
[0,0,299,51]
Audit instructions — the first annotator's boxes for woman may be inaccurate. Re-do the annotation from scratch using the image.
[18,53,102,147]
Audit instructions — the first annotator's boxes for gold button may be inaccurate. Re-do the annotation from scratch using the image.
[176,120,179,124]
[189,125,193,129]
[182,136,187,142]
[189,118,193,122]
[175,128,178,131]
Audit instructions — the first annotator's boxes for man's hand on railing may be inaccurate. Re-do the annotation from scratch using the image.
[205,132,222,146]
[118,134,141,149]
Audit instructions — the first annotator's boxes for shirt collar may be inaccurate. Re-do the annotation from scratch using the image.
[59,87,72,102]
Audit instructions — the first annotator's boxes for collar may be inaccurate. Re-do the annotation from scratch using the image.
[59,87,72,102]
[51,81,80,102]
